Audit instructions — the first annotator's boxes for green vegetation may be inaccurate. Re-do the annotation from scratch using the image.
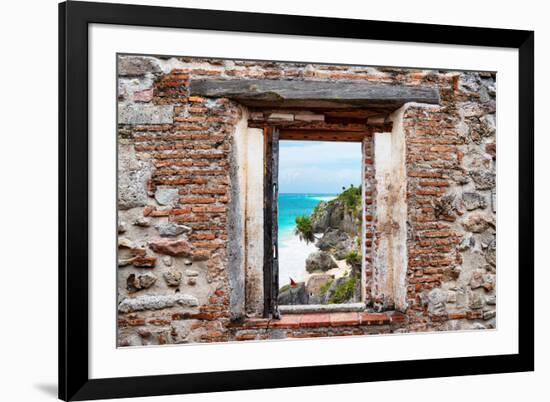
[344,250,362,266]
[319,279,334,296]
[279,284,291,293]
[295,215,315,244]
[331,184,362,211]
[328,275,357,304]
[311,201,325,216]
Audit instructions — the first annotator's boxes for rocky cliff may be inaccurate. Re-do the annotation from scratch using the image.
[278,186,363,305]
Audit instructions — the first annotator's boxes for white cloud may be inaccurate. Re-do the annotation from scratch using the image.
[278,141,362,193]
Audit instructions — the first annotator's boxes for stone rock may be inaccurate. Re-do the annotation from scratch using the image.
[483,310,496,320]
[482,273,496,291]
[459,74,481,94]
[277,282,309,305]
[486,295,497,305]
[149,238,194,257]
[305,251,337,273]
[118,237,134,248]
[485,143,496,159]
[133,217,151,227]
[469,292,485,309]
[133,88,154,103]
[118,221,127,234]
[311,201,331,233]
[311,199,359,235]
[455,288,468,310]
[485,238,496,267]
[480,113,496,135]
[462,192,487,211]
[452,171,470,185]
[446,290,457,303]
[470,170,495,190]
[306,274,334,298]
[118,81,127,101]
[185,269,199,277]
[127,272,157,292]
[458,234,475,251]
[118,56,161,76]
[192,250,210,261]
[118,258,134,267]
[426,288,447,315]
[433,194,457,219]
[462,213,493,233]
[156,222,191,237]
[187,278,197,286]
[315,230,355,260]
[118,294,199,313]
[137,327,151,337]
[163,270,182,287]
[447,265,462,281]
[162,256,173,267]
[118,144,152,210]
[154,186,180,206]
[183,258,193,265]
[469,270,484,289]
[118,104,174,125]
[132,255,157,268]
[316,229,346,250]
[320,276,358,304]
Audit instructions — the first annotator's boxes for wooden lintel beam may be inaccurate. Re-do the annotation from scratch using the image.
[248,120,369,131]
[279,130,370,142]
[367,122,393,133]
[190,79,440,109]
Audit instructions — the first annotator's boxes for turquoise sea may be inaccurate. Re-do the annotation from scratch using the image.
[278,193,336,241]
[278,193,336,284]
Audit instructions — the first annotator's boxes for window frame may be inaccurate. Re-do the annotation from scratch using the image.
[262,125,372,318]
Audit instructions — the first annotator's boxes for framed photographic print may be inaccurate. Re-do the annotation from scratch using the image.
[59,1,534,400]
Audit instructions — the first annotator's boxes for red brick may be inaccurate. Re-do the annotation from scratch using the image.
[132,255,156,267]
[330,312,360,327]
[171,214,210,222]
[169,207,192,215]
[126,319,145,326]
[186,187,227,195]
[236,333,257,341]
[237,318,269,329]
[143,205,155,216]
[419,180,450,187]
[188,96,204,103]
[359,312,391,325]
[390,312,408,323]
[299,313,331,328]
[148,319,170,326]
[179,197,217,204]
[271,315,302,329]
[190,233,215,240]
[466,310,483,319]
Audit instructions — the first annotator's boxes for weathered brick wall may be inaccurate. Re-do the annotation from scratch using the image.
[117,55,496,346]
[362,134,376,306]
[403,73,496,332]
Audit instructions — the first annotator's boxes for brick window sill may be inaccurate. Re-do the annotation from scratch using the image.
[229,311,406,330]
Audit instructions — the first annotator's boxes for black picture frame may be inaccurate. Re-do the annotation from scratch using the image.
[59,1,534,400]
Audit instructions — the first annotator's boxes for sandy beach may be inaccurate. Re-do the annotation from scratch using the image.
[278,231,318,285]
[278,231,350,287]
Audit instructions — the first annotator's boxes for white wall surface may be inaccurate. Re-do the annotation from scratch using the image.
[0,0,546,401]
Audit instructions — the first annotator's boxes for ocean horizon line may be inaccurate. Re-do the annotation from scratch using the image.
[279,192,337,195]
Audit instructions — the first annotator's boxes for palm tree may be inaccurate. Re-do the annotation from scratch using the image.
[294,215,316,244]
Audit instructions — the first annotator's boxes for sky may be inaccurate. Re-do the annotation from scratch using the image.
[278,140,362,194]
